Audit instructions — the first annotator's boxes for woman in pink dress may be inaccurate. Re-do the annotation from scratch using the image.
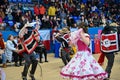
[60,23,108,80]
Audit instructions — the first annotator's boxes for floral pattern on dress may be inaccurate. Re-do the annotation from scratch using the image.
[60,33,108,80]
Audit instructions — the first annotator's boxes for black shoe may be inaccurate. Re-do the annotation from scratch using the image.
[39,61,43,63]
[45,60,48,62]
[19,63,23,66]
[22,72,27,80]
[29,74,35,80]
[22,77,27,80]
[15,63,20,67]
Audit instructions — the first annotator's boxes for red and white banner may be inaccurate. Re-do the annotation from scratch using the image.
[101,32,119,53]
[38,30,50,50]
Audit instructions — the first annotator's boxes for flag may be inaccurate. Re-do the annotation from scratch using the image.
[38,30,50,50]
[101,32,119,53]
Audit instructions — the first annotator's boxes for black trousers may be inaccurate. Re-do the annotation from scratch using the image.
[39,47,48,62]
[105,53,115,78]
[22,52,38,77]
[60,48,71,65]
[13,52,23,64]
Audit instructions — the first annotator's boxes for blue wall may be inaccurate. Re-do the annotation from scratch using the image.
[0,27,104,54]
[88,27,103,39]
[1,27,104,41]
[1,31,18,42]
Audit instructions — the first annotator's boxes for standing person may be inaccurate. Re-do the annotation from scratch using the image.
[34,4,39,16]
[99,24,118,80]
[19,24,40,80]
[0,44,6,80]
[55,27,71,65]
[60,23,108,80]
[103,52,114,80]
[35,40,48,63]
[39,4,46,20]
[0,33,7,68]
[48,4,56,17]
[5,35,18,64]
[12,36,23,67]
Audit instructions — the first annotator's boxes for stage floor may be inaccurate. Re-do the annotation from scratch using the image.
[2,53,120,80]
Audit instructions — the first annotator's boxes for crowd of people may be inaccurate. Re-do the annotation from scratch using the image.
[0,0,120,80]
[0,0,120,32]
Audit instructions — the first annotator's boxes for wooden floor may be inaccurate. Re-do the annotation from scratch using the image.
[1,53,120,80]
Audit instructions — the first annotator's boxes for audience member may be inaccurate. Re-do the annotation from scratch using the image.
[12,36,23,67]
[0,33,6,68]
[5,35,18,64]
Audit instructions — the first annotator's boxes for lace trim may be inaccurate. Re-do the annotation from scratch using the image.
[60,72,108,79]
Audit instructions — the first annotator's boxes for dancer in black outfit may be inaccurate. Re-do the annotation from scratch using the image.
[55,28,71,65]
[19,24,40,80]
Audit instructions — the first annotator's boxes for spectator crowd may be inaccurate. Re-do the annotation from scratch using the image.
[0,0,120,32]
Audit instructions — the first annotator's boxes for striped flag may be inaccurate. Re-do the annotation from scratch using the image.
[38,30,50,50]
[101,32,119,53]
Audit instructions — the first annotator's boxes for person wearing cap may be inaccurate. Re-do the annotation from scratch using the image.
[19,23,40,80]
[55,27,71,65]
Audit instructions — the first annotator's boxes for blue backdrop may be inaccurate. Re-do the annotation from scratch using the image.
[0,27,104,55]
